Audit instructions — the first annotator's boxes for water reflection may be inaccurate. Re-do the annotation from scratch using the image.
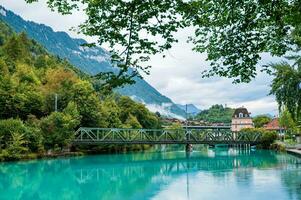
[0,148,300,200]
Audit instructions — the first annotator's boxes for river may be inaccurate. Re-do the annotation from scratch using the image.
[0,147,300,200]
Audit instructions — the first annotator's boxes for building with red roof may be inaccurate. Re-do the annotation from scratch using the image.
[263,118,285,133]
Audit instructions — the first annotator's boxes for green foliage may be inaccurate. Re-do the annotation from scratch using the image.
[0,119,42,156]
[195,104,234,123]
[40,102,81,149]
[101,98,122,128]
[0,22,163,160]
[123,114,142,129]
[270,142,286,152]
[270,61,301,123]
[253,115,272,128]
[0,34,45,120]
[165,123,183,130]
[240,128,278,149]
[117,96,161,129]
[6,132,29,159]
[3,34,26,62]
[260,131,278,149]
[279,108,299,136]
[69,81,108,127]
[26,0,185,89]
[25,0,301,85]
[0,21,13,44]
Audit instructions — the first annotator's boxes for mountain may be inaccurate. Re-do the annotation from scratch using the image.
[0,6,186,118]
[176,104,201,116]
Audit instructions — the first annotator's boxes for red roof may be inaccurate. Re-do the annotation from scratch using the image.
[263,118,285,130]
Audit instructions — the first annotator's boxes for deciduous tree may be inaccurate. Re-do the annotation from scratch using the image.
[25,0,301,85]
[253,115,272,128]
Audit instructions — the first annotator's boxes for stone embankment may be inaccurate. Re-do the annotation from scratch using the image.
[287,144,301,157]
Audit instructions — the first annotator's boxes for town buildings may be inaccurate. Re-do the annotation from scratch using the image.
[263,118,285,134]
[231,107,254,131]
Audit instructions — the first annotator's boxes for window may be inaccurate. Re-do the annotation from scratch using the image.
[239,113,244,118]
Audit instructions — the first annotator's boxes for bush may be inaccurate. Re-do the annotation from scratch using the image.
[260,130,278,149]
[0,119,41,160]
[270,142,286,152]
[240,128,278,149]
[40,102,81,150]
[5,132,29,160]
[0,118,42,152]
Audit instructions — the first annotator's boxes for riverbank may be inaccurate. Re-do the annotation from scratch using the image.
[287,149,301,158]
[0,151,86,162]
[0,144,153,162]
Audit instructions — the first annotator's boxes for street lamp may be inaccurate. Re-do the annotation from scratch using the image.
[55,93,58,112]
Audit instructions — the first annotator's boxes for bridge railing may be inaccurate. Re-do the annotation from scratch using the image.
[73,128,262,145]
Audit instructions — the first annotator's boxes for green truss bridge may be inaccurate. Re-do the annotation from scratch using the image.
[73,127,262,146]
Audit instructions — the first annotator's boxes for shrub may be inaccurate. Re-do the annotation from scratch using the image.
[270,143,286,152]
[260,130,278,149]
[40,102,81,150]
[240,128,278,149]
[0,118,42,152]
[5,132,29,160]
[0,119,33,161]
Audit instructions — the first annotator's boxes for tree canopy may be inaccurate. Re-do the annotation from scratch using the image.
[194,104,234,124]
[269,60,301,123]
[25,0,301,86]
[279,108,299,134]
[253,115,272,128]
[0,22,161,160]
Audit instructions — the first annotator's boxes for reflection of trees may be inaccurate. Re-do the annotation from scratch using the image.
[0,159,81,199]
[0,150,299,199]
[280,162,301,200]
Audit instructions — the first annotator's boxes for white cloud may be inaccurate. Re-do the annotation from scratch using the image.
[1,1,281,115]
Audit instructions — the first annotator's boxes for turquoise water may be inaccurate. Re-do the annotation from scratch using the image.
[0,148,300,200]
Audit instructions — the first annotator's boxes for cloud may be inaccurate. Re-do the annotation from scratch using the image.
[1,1,280,115]
[143,32,279,115]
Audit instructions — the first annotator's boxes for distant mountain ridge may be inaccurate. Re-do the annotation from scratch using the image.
[0,5,186,118]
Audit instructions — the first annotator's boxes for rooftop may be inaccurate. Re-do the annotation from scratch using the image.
[232,107,251,118]
[264,118,285,130]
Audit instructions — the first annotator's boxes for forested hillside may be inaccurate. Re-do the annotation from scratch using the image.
[194,105,234,124]
[0,6,186,118]
[0,21,161,161]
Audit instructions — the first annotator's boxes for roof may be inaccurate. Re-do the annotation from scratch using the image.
[264,118,285,130]
[232,107,250,118]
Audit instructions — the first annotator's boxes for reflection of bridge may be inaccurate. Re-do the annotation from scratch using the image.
[73,127,262,145]
[71,150,293,184]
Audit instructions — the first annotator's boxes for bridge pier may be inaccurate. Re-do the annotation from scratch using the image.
[185,144,193,152]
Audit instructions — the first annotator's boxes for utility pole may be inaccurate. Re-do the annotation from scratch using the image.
[55,93,58,112]
[185,104,188,129]
[185,104,192,152]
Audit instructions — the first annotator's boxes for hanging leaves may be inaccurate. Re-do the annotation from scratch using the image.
[25,0,301,86]
[270,60,301,122]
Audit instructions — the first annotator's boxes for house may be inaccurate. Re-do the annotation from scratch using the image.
[231,107,254,132]
[263,118,285,134]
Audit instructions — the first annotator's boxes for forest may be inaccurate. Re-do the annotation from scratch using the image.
[0,21,161,161]
[194,105,234,124]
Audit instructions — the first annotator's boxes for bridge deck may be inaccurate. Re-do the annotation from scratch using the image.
[73,128,261,145]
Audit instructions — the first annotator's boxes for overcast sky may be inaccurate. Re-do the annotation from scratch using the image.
[1,0,281,116]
